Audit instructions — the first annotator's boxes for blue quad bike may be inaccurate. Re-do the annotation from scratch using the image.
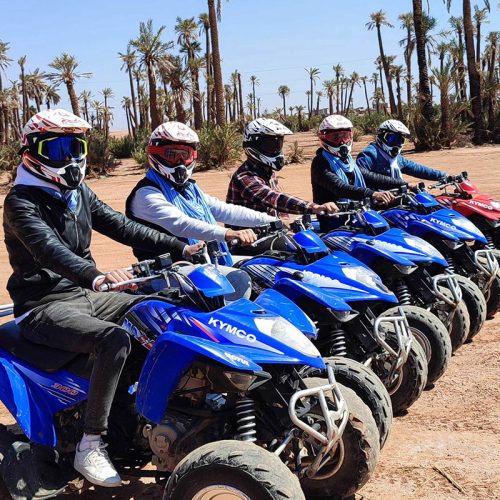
[381,186,498,338]
[311,200,468,357]
[0,255,381,500]
[229,223,429,416]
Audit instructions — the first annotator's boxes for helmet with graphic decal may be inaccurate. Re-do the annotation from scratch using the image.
[318,115,354,161]
[243,118,292,171]
[377,119,410,158]
[147,121,199,188]
[21,109,91,189]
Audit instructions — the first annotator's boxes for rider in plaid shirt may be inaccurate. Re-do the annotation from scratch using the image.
[226,119,337,227]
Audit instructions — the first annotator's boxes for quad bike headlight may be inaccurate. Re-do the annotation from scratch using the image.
[342,265,390,293]
[254,317,321,358]
[443,239,464,250]
[393,263,418,275]
[403,236,444,260]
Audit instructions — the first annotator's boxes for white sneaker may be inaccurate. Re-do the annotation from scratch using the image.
[74,440,122,487]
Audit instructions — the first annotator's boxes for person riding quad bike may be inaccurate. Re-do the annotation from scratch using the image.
[356,119,449,181]
[226,118,339,252]
[310,115,407,232]
[2,109,201,488]
[125,121,278,296]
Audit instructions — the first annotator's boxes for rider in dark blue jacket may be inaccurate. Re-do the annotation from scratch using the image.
[357,119,448,181]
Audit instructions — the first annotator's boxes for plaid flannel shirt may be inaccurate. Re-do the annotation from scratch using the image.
[226,162,314,221]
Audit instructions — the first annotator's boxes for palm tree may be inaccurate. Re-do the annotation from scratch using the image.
[323,80,335,114]
[315,90,323,115]
[122,96,133,136]
[484,31,498,130]
[18,56,28,122]
[399,12,415,106]
[295,105,305,130]
[449,16,467,102]
[306,67,320,119]
[118,47,138,135]
[26,68,48,112]
[346,72,360,115]
[413,0,434,139]
[237,71,244,120]
[444,0,490,144]
[207,0,225,126]
[375,57,386,102]
[130,19,173,130]
[333,63,343,113]
[392,65,405,120]
[360,76,371,115]
[79,90,91,122]
[100,87,114,138]
[231,71,239,120]
[250,75,259,118]
[278,85,290,117]
[432,62,453,146]
[0,40,12,93]
[198,13,212,124]
[44,85,60,110]
[161,55,190,123]
[48,53,92,117]
[224,84,233,121]
[176,17,204,129]
[305,90,312,116]
[474,6,489,64]
[366,11,397,114]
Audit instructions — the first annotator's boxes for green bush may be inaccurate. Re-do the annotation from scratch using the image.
[109,135,134,159]
[87,130,118,176]
[0,141,20,173]
[351,112,387,134]
[286,140,305,164]
[198,124,242,170]
[131,128,150,168]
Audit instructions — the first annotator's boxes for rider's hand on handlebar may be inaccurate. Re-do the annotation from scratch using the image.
[95,268,138,292]
[225,228,257,246]
[371,191,395,206]
[183,242,206,260]
[311,202,339,215]
[407,182,420,193]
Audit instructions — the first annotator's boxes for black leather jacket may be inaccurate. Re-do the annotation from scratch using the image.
[3,182,187,316]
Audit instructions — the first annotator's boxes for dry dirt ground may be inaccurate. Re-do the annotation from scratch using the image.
[0,133,498,499]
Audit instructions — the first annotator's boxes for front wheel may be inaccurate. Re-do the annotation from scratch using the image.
[300,382,380,500]
[164,440,305,500]
[455,275,487,340]
[486,276,500,319]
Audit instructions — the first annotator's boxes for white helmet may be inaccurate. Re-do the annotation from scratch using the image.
[147,122,199,187]
[377,119,410,158]
[318,115,354,160]
[243,118,292,171]
[21,109,91,189]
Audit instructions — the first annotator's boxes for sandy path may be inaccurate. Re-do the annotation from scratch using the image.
[0,134,498,498]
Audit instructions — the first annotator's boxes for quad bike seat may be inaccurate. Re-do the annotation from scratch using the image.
[0,320,92,376]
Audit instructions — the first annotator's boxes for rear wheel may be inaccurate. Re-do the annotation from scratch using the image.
[164,440,304,500]
[322,357,393,449]
[455,275,487,340]
[299,382,380,500]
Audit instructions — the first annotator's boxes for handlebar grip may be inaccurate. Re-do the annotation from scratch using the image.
[229,238,240,247]
[97,283,113,292]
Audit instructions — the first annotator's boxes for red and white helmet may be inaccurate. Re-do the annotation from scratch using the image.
[147,122,199,187]
[21,109,91,189]
[318,115,354,160]
[243,118,292,171]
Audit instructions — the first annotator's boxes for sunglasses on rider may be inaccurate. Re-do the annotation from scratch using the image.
[37,135,88,161]
[148,143,197,166]
[318,129,353,147]
[382,132,406,148]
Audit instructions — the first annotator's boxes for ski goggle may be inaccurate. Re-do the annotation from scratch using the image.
[252,135,284,156]
[148,143,197,166]
[381,132,406,148]
[319,129,353,147]
[37,135,88,161]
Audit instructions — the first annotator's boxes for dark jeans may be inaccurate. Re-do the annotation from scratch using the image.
[20,289,139,435]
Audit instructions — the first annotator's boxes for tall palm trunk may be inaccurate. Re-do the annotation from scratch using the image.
[282,95,287,117]
[316,94,320,115]
[252,81,256,119]
[363,79,371,115]
[127,65,138,136]
[191,64,203,129]
[440,82,451,147]
[309,77,313,119]
[66,81,80,116]
[335,76,340,113]
[347,83,355,114]
[405,27,413,105]
[457,30,468,102]
[3,107,10,143]
[378,62,386,102]
[395,73,403,120]
[343,82,350,113]
[487,38,497,130]
[376,27,397,114]
[125,106,131,136]
[340,82,344,114]
[204,25,212,124]
[463,0,484,144]
[207,0,225,126]
[146,61,160,129]
[20,65,28,123]
[413,0,434,146]
[237,72,244,119]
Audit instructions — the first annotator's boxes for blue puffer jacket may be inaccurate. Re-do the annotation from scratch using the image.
[356,143,447,181]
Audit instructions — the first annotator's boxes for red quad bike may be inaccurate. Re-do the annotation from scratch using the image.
[431,171,500,318]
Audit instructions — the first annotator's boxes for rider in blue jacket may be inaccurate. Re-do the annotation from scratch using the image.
[356,120,448,181]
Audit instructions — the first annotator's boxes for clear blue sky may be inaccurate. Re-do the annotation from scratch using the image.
[1,0,498,129]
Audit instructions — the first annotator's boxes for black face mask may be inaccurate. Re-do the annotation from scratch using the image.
[60,164,84,189]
